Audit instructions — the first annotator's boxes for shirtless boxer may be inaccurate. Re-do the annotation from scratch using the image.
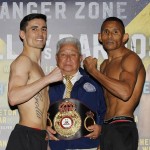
[83,17,146,150]
[6,13,63,150]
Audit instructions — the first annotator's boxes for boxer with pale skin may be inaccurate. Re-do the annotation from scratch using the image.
[83,17,146,150]
[6,13,63,150]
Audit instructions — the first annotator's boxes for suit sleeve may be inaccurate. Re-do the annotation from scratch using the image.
[96,83,106,125]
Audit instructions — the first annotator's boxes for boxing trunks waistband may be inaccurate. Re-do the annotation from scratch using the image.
[15,124,47,138]
[104,116,134,124]
[48,98,96,140]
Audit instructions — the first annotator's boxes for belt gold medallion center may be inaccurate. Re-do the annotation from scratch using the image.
[54,100,81,137]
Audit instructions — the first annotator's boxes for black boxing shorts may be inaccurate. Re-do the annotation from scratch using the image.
[100,116,138,150]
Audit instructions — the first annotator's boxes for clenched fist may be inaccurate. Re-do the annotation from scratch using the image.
[83,56,97,74]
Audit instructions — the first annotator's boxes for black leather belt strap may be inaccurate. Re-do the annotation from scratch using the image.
[48,98,96,140]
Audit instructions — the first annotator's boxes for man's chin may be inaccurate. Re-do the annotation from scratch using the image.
[63,69,75,74]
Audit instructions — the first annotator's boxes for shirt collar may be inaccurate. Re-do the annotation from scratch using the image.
[63,71,82,85]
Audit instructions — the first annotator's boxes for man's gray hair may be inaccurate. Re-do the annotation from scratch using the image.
[56,37,82,54]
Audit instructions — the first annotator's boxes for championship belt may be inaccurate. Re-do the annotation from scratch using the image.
[48,98,96,140]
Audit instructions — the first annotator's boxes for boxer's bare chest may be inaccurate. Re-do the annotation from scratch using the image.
[103,57,123,79]
[29,62,45,82]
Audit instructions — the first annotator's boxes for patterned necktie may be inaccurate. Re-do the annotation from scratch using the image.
[64,75,73,98]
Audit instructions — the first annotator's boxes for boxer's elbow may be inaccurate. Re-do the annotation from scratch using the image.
[8,91,17,106]
[121,89,132,102]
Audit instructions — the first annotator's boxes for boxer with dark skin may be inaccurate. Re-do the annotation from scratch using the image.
[6,13,63,150]
[83,17,146,150]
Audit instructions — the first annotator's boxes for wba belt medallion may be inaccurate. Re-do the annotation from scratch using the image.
[54,101,81,137]
[48,98,96,140]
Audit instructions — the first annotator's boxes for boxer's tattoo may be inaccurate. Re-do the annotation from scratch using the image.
[34,92,43,119]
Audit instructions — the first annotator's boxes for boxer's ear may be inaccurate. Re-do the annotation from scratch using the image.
[19,30,25,41]
[123,33,129,43]
[98,33,102,43]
